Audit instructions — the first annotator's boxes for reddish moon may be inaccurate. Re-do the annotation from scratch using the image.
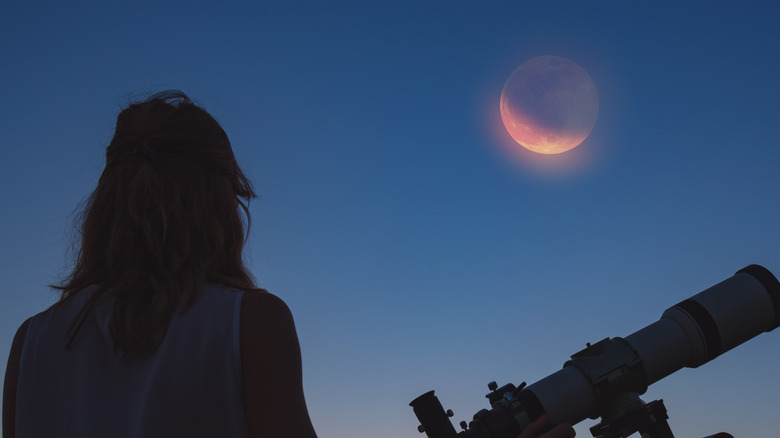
[500,56,599,155]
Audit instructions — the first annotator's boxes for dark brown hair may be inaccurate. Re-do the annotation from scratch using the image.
[55,91,261,356]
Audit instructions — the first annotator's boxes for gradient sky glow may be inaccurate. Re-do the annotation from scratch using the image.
[3,2,780,437]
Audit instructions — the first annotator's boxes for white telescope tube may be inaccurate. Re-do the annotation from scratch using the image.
[523,265,780,426]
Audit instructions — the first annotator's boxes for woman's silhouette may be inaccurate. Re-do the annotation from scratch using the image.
[3,91,318,437]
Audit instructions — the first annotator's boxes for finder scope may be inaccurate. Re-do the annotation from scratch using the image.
[410,265,780,438]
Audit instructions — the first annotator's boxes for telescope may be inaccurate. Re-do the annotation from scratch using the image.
[410,265,780,438]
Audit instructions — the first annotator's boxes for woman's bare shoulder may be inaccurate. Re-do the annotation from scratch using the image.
[239,290,297,341]
[241,290,292,318]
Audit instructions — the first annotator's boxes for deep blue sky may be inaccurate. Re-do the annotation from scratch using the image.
[2,2,780,437]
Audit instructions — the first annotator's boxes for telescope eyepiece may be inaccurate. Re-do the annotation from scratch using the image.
[410,391,459,438]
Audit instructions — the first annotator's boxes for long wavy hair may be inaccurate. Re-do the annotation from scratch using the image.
[54,91,261,356]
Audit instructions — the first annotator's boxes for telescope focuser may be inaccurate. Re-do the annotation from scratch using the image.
[411,380,538,438]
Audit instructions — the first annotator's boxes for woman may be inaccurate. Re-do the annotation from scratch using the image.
[3,92,317,437]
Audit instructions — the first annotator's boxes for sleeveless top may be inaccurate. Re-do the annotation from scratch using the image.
[15,284,251,438]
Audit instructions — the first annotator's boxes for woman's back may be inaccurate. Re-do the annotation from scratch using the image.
[16,284,250,437]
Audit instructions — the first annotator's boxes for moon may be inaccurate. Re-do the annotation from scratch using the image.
[500,56,599,155]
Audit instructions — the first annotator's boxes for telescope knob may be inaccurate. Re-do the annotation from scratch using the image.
[460,421,468,431]
[488,381,498,391]
[446,409,454,417]
[417,425,425,433]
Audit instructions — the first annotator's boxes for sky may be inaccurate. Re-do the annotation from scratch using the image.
[2,1,780,437]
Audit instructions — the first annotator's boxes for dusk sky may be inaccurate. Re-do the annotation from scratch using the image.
[3,2,780,437]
